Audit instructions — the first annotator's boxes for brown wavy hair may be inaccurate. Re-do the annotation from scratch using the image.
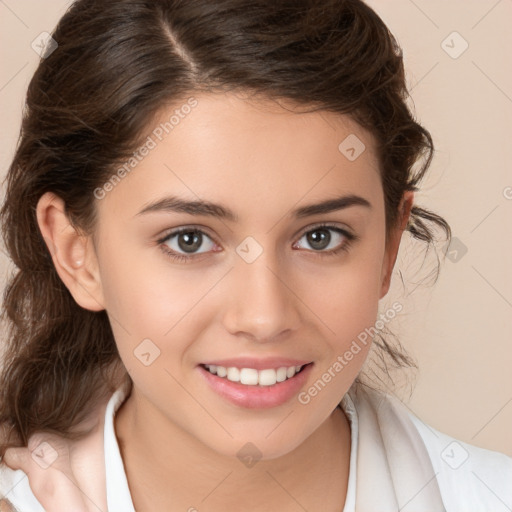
[0,0,451,460]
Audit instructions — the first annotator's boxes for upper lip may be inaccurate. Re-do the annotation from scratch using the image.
[200,357,312,370]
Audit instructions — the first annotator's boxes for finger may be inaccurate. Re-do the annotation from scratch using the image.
[0,498,18,512]
[3,446,31,473]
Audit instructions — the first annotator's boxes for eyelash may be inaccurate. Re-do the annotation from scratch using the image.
[157,223,359,264]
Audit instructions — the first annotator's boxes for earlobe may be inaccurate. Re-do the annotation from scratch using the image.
[36,192,105,312]
[379,191,414,299]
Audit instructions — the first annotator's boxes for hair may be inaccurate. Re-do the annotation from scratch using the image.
[0,0,451,460]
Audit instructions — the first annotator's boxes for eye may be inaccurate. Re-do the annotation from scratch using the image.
[158,227,218,262]
[157,223,357,264]
[292,224,357,255]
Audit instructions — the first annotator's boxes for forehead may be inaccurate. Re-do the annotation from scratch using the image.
[156,91,379,165]
[96,91,382,221]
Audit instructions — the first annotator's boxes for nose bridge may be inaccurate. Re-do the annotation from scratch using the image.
[222,244,300,340]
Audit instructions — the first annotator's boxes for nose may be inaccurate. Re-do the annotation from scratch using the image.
[221,249,301,343]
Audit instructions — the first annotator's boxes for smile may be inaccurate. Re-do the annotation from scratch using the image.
[202,364,306,386]
[198,362,314,409]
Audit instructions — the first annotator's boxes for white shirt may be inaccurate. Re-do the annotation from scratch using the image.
[1,382,511,511]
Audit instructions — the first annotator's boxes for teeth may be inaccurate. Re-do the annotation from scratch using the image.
[204,364,305,386]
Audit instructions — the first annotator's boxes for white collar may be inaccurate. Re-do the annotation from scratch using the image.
[103,380,135,512]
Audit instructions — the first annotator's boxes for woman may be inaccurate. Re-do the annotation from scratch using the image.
[1,0,510,510]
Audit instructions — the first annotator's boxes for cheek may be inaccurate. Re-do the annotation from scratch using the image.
[308,234,385,327]
[300,228,385,385]
[96,234,198,327]
[292,249,385,420]
[96,238,218,362]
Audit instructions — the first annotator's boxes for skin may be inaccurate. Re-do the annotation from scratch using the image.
[6,91,413,511]
[2,400,109,512]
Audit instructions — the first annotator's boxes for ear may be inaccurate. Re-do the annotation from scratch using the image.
[379,191,414,299]
[36,192,105,311]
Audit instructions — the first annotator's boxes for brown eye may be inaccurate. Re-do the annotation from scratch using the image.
[161,228,216,256]
[176,230,203,253]
[306,228,332,250]
[293,225,355,253]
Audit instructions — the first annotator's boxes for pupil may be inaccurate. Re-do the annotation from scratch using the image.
[308,229,330,250]
[178,231,202,252]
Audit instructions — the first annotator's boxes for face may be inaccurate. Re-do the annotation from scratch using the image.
[85,91,403,459]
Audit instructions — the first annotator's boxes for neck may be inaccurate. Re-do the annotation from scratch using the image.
[114,387,351,512]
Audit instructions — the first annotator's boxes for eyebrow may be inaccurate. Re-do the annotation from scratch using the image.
[135,194,372,221]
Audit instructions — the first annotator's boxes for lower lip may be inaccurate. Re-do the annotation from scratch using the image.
[197,363,314,409]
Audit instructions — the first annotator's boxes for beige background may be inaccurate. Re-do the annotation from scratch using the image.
[0,1,511,457]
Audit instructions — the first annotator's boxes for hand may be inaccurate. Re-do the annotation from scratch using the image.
[2,400,109,512]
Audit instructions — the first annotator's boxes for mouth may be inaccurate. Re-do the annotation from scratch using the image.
[197,362,314,409]
[200,363,310,386]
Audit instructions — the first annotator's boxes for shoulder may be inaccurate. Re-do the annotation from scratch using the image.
[408,411,512,511]
[351,385,512,511]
